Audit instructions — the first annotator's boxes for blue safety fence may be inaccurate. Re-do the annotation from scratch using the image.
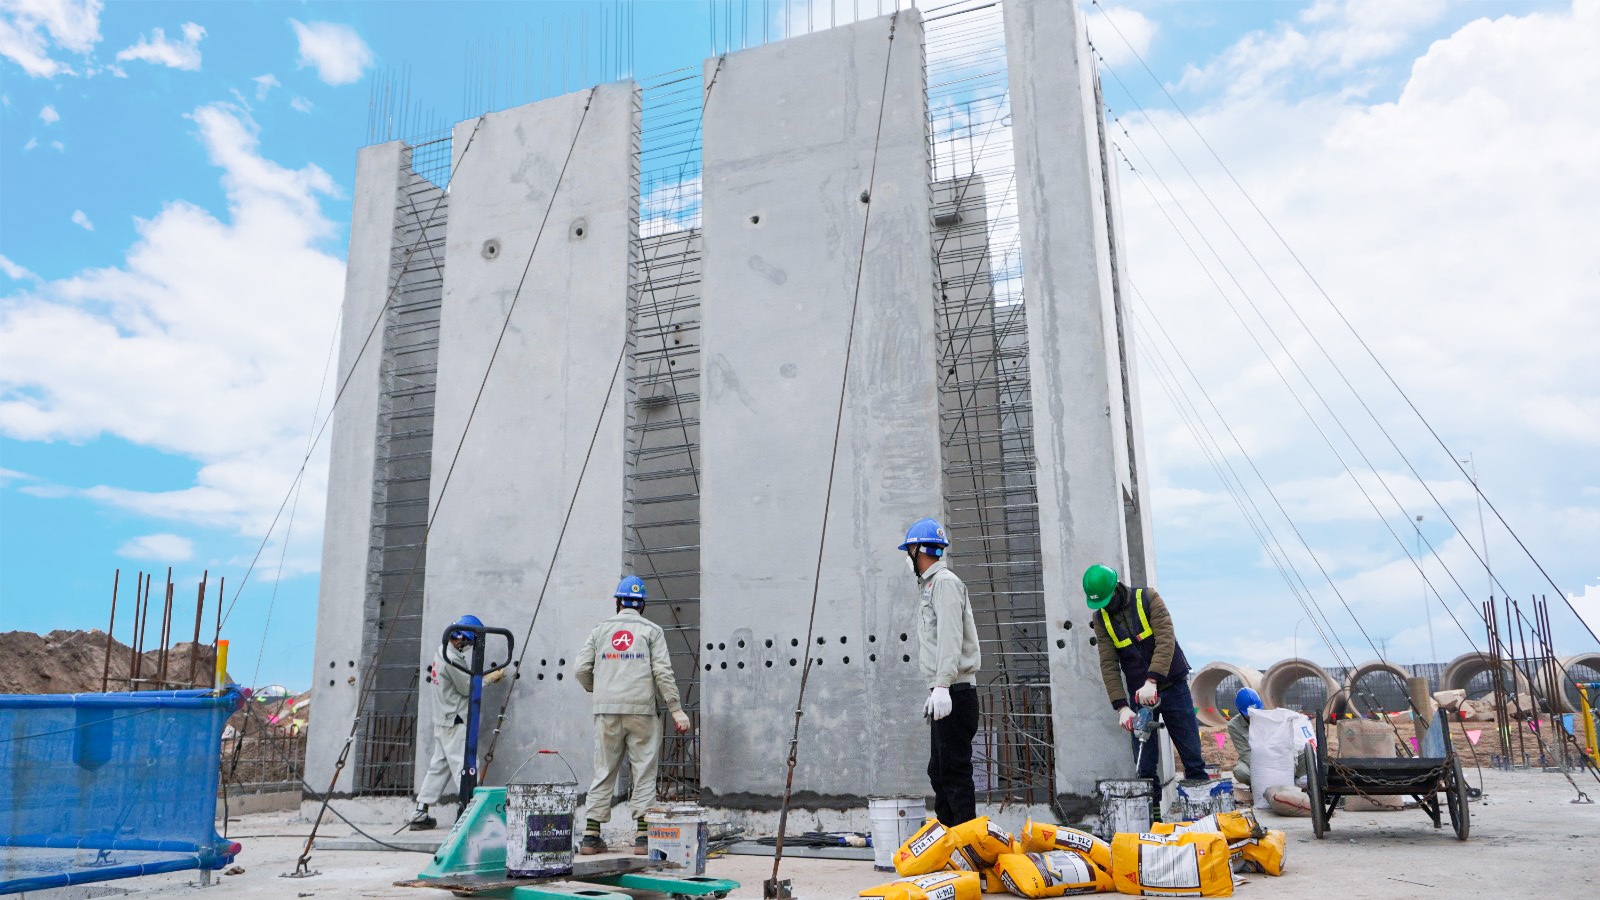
[0,688,243,894]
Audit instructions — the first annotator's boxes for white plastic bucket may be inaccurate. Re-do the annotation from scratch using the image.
[506,781,578,878]
[870,794,921,864]
[868,797,925,871]
[646,804,708,876]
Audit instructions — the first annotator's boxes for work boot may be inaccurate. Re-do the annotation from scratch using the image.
[579,834,608,856]
[634,832,649,856]
[407,807,437,832]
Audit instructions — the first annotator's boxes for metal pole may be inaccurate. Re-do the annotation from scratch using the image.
[1416,515,1436,666]
[157,568,174,689]
[1513,597,1534,766]
[102,569,120,693]
[188,570,208,688]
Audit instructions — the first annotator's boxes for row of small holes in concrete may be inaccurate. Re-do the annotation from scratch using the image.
[702,634,913,671]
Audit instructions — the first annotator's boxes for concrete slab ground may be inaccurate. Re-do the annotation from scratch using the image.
[34,769,1597,899]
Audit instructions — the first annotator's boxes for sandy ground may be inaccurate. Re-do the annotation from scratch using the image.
[22,768,1599,900]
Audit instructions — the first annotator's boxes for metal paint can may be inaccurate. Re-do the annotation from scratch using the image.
[868,797,925,871]
[1097,778,1155,839]
[1173,778,1235,821]
[505,781,578,878]
[645,804,708,876]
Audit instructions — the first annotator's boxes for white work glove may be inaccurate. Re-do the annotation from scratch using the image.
[1136,680,1159,707]
[484,668,507,685]
[924,686,953,721]
[672,710,692,734]
[1119,707,1137,733]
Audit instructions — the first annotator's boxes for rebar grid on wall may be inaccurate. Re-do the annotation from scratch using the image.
[926,0,1053,805]
[628,66,708,801]
[355,138,451,796]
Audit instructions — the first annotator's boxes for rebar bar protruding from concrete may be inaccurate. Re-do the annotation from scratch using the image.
[1188,662,1264,727]
[102,569,120,693]
[188,570,208,688]
[1441,651,1533,701]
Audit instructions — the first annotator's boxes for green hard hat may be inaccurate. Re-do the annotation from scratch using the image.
[1083,564,1119,610]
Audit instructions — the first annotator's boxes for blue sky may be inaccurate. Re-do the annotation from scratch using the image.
[2,0,1596,691]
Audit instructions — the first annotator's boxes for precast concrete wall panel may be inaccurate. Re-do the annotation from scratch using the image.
[308,141,405,792]
[1004,0,1141,811]
[419,83,640,792]
[698,11,942,804]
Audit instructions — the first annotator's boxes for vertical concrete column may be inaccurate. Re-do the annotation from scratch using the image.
[1004,0,1140,810]
[420,83,640,792]
[307,141,405,791]
[698,11,941,803]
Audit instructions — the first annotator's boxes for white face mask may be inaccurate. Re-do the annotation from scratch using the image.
[905,555,918,577]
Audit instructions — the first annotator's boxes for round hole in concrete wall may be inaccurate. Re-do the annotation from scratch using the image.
[329,661,335,669]
[737,640,746,649]
[765,660,773,668]
[789,658,797,667]
[737,662,745,669]
[791,638,799,647]
[704,664,712,672]
[1088,636,1097,646]
[765,639,773,648]
[901,654,911,663]
[839,636,847,644]
[558,658,565,666]
[570,218,588,240]
[1062,620,1072,630]
[481,239,500,260]
[869,635,877,643]
[817,637,826,645]
[706,643,714,651]
[870,654,878,662]
[555,673,563,681]
[348,660,355,667]
[750,214,761,225]
[899,633,908,642]
[328,679,334,687]
[1056,639,1066,649]
[843,656,850,665]
[537,674,545,680]
[719,662,727,670]
[718,642,726,651]
[815,658,823,666]
[541,659,547,667]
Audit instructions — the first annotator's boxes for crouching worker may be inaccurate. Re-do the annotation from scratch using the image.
[410,614,505,830]
[1227,687,1306,789]
[1084,565,1208,782]
[574,576,691,855]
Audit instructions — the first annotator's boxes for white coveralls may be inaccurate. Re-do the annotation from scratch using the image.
[415,642,472,807]
[574,608,683,826]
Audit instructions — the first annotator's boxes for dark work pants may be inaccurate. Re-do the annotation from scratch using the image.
[929,683,979,827]
[1133,678,1209,781]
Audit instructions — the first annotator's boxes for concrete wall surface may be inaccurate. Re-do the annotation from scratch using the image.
[1005,0,1140,812]
[417,82,641,793]
[698,10,942,805]
[308,141,404,792]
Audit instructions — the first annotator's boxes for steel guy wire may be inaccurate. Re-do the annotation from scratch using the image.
[1088,1,1590,645]
[769,10,901,886]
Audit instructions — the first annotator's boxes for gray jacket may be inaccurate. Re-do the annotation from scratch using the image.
[917,560,981,689]
[574,609,683,716]
[429,643,472,729]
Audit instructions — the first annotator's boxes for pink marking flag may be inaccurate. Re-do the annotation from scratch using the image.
[1214,732,1228,750]
[1466,729,1482,746]
[1409,738,1419,753]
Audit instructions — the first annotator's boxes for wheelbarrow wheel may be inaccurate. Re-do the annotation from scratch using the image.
[1305,745,1327,839]
[1446,755,1470,840]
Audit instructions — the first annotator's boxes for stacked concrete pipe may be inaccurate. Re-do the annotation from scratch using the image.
[1540,653,1600,713]
[1328,659,1414,720]
[1262,658,1338,716]
[1187,662,1264,727]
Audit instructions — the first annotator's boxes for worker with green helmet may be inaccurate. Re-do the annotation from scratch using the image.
[1084,564,1208,781]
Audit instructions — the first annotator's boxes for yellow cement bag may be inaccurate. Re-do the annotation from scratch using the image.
[1018,820,1113,872]
[1227,830,1286,877]
[992,851,1113,897]
[895,820,959,876]
[1109,832,1233,897]
[1149,810,1264,843]
[946,817,1019,870]
[861,870,984,900]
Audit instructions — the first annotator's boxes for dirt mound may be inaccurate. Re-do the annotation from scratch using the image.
[0,629,220,694]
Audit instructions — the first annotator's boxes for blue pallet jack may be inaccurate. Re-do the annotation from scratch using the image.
[395,786,739,899]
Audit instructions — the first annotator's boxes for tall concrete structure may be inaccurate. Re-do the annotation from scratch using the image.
[310,0,1153,824]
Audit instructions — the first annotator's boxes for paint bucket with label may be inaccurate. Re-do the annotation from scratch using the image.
[868,797,925,871]
[506,751,578,878]
[1173,778,1234,821]
[1096,778,1155,839]
[645,804,708,876]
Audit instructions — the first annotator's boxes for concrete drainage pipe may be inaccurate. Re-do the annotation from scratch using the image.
[1262,658,1338,716]
[1188,662,1264,727]
[1541,653,1600,713]
[1440,651,1533,701]
[1342,660,1415,718]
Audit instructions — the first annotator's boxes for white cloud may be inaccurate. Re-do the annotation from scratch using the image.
[289,19,372,85]
[1123,1,1600,668]
[0,0,102,77]
[0,101,343,560]
[0,254,36,280]
[49,139,63,151]
[252,72,279,100]
[22,137,37,150]
[115,21,204,71]
[1083,4,1158,69]
[117,532,195,561]
[69,208,91,230]
[289,95,312,114]
[38,103,57,123]
[0,466,32,485]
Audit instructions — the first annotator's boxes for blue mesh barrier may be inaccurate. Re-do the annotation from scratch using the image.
[0,689,242,894]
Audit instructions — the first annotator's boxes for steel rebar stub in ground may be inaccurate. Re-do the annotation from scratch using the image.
[763,877,794,898]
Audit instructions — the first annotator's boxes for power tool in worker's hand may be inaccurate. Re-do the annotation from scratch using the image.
[1133,706,1161,746]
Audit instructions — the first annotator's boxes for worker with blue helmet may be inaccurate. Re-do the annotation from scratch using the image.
[901,517,981,826]
[410,613,503,830]
[575,575,691,855]
[1227,685,1305,791]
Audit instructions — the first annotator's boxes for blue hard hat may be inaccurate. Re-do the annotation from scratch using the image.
[898,517,950,552]
[450,614,483,642]
[615,575,647,604]
[1235,687,1263,719]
